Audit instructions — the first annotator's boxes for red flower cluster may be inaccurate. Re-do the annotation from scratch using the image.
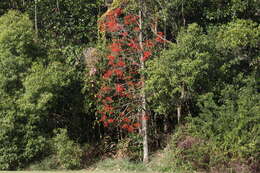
[105,96,113,102]
[103,69,113,79]
[97,8,164,132]
[115,84,125,93]
[110,42,122,53]
[140,51,152,62]
[105,8,123,32]
[155,32,165,43]
[116,60,125,67]
[145,40,154,48]
[106,20,122,32]
[124,14,139,25]
[114,69,123,77]
[128,40,140,50]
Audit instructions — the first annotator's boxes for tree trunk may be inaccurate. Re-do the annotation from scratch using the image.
[34,0,38,39]
[56,0,60,12]
[177,84,185,124]
[139,1,148,164]
[177,106,181,124]
[164,114,168,133]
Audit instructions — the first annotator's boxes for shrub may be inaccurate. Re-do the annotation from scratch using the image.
[152,77,260,173]
[0,10,46,170]
[52,128,83,170]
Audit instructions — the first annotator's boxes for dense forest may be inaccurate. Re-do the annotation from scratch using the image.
[0,0,259,172]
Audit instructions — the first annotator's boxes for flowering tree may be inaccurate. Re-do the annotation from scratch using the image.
[96,6,165,162]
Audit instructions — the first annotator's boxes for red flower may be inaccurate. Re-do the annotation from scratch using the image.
[110,42,122,52]
[133,123,141,128]
[145,40,154,48]
[124,15,138,25]
[100,115,107,122]
[107,118,114,124]
[114,69,123,77]
[127,81,134,86]
[133,27,140,32]
[141,115,149,121]
[120,32,128,37]
[115,84,125,93]
[107,55,115,65]
[122,124,129,129]
[117,60,125,67]
[103,70,113,79]
[140,51,152,61]
[105,10,122,32]
[103,122,108,127]
[113,8,122,16]
[155,32,165,43]
[125,76,133,80]
[105,97,113,102]
[104,104,113,113]
[128,40,140,50]
[109,23,122,32]
[96,94,102,99]
[123,117,131,123]
[144,51,152,57]
[108,60,114,65]
[127,125,134,132]
[107,55,115,61]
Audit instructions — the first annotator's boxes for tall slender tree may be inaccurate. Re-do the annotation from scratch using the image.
[97,1,165,162]
[138,0,148,163]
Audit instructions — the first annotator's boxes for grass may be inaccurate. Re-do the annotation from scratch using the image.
[0,172,147,173]
[92,158,151,172]
[6,158,155,173]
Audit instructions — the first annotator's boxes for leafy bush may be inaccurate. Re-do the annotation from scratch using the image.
[115,135,143,161]
[52,128,83,170]
[27,156,59,171]
[151,77,260,173]
[29,129,84,170]
[190,76,260,162]
[0,10,46,170]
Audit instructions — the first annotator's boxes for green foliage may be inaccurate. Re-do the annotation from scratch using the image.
[149,127,196,173]
[0,10,47,170]
[146,23,211,115]
[0,10,95,170]
[27,0,103,46]
[0,0,259,170]
[52,129,83,170]
[116,135,143,161]
[29,129,85,170]
[28,156,60,171]
[146,18,259,172]
[143,0,260,42]
[0,10,34,96]
[152,77,260,172]
[216,19,260,77]
[217,19,259,50]
[191,77,260,160]
[146,19,259,116]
